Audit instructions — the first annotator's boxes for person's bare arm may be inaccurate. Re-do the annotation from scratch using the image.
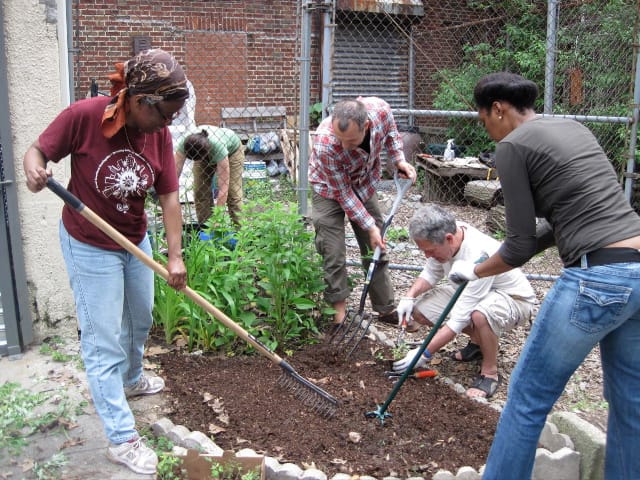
[426,325,457,355]
[23,141,52,193]
[215,157,230,206]
[157,190,187,290]
[174,151,187,178]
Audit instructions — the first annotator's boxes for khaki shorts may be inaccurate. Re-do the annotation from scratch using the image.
[414,284,534,337]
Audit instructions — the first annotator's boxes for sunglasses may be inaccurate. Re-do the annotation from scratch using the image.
[153,102,179,123]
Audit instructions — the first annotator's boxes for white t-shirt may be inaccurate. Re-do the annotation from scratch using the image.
[419,222,536,334]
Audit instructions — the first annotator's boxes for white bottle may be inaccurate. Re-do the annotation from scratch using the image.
[443,139,455,161]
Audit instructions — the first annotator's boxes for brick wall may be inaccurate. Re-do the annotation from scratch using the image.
[73,0,490,127]
[74,0,312,127]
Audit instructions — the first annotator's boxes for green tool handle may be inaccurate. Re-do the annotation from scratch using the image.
[373,281,468,417]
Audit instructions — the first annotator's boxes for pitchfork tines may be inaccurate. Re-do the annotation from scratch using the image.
[329,174,413,358]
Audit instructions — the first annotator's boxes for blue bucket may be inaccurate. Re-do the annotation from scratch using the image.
[198,230,237,249]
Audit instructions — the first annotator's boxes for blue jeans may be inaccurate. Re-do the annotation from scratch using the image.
[483,262,640,479]
[59,222,154,444]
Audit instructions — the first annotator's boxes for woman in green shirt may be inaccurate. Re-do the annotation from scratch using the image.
[175,125,244,226]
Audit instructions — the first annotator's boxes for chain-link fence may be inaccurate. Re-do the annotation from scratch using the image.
[329,0,639,215]
[73,0,640,222]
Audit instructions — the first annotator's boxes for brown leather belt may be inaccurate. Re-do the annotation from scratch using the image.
[567,247,640,268]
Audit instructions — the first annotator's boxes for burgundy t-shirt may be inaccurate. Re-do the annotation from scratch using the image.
[38,96,178,250]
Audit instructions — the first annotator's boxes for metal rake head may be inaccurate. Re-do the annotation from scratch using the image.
[277,368,338,418]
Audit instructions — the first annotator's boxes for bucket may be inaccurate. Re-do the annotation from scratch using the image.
[242,161,267,179]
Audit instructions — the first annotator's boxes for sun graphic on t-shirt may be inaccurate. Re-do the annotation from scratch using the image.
[95,150,154,213]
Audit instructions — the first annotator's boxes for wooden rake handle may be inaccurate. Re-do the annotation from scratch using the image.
[46,177,284,364]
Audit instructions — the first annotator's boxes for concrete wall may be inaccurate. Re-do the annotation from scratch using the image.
[5,0,76,340]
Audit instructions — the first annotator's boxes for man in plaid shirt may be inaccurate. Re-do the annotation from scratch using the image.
[309,97,416,329]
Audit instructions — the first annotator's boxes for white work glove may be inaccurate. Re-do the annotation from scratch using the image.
[396,297,416,326]
[448,260,479,285]
[392,347,431,373]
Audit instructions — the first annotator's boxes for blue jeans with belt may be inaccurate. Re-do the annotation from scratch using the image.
[483,261,640,480]
[59,222,154,444]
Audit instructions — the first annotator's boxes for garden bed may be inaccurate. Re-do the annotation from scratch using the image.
[154,338,500,479]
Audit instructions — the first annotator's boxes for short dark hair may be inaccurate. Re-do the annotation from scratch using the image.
[183,130,211,162]
[473,72,538,113]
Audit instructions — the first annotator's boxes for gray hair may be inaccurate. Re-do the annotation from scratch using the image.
[408,204,457,244]
[332,99,368,131]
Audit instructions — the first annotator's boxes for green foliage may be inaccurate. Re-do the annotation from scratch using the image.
[244,177,296,204]
[431,0,635,164]
[310,102,324,128]
[492,229,506,241]
[0,382,81,457]
[210,461,261,480]
[33,452,68,480]
[385,226,409,242]
[153,197,327,354]
[156,452,185,480]
[391,342,409,360]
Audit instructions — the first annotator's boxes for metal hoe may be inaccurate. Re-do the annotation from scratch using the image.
[329,173,413,357]
[365,281,468,423]
[46,177,339,418]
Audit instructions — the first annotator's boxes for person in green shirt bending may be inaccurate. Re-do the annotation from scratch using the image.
[175,125,244,226]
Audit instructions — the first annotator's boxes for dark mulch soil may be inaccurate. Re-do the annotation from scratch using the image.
[155,338,500,478]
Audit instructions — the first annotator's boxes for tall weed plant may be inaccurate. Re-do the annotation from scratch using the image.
[152,189,328,354]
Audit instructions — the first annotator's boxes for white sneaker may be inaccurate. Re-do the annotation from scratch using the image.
[107,437,158,475]
[124,374,165,398]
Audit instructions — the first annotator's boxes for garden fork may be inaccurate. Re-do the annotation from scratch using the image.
[329,173,413,357]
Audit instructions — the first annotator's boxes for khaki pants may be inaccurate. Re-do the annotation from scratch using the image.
[311,191,394,313]
[192,146,244,226]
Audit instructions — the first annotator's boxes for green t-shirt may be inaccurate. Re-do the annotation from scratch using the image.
[177,125,242,165]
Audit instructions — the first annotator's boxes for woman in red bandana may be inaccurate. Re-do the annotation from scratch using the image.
[23,49,189,476]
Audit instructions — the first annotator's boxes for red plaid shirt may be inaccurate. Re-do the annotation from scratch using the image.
[309,97,405,230]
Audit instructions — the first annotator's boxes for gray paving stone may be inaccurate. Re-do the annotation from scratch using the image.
[237,448,260,457]
[432,471,455,480]
[264,456,282,479]
[551,412,605,480]
[301,468,327,480]
[455,466,481,479]
[274,462,303,480]
[539,421,574,452]
[151,416,175,437]
[166,424,191,445]
[532,447,580,480]
[183,430,224,455]
[329,474,352,480]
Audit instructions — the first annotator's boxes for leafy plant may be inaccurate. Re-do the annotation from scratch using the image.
[210,460,261,480]
[391,342,410,360]
[152,198,329,353]
[385,226,410,242]
[33,452,68,480]
[156,452,185,480]
[309,102,324,129]
[431,0,636,166]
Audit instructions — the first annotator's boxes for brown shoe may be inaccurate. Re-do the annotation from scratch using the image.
[376,309,397,325]
[404,321,421,333]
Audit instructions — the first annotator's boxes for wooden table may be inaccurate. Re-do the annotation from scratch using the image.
[415,153,498,204]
